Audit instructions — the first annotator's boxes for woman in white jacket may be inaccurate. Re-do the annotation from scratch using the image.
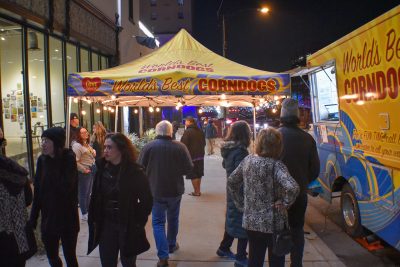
[228,128,299,267]
[72,127,96,221]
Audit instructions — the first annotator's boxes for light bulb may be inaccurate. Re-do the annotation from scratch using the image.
[111,95,116,100]
[103,106,107,110]
[111,109,115,113]
[175,106,180,110]
[272,108,277,113]
[149,106,154,112]
[134,109,138,114]
[96,108,100,113]
[73,98,78,103]
[198,108,203,114]
[155,107,160,112]
[81,110,86,115]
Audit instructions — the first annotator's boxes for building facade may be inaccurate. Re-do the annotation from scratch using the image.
[140,0,192,44]
[0,0,152,174]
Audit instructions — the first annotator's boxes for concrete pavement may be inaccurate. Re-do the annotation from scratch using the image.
[27,153,346,267]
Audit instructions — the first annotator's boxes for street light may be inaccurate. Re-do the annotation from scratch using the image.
[217,1,270,57]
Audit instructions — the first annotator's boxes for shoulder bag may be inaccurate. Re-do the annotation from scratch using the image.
[271,161,293,256]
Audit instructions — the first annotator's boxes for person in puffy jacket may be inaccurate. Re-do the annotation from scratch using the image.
[216,121,251,267]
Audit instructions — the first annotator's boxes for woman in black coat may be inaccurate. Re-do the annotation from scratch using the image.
[88,133,153,267]
[216,121,251,267]
[29,127,80,267]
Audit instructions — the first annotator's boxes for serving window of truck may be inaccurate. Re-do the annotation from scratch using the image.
[309,64,339,122]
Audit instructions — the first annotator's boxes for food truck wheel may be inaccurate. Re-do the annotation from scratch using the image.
[341,183,363,237]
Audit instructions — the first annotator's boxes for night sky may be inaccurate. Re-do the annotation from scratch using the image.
[192,0,399,72]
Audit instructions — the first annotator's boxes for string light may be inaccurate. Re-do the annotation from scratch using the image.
[198,108,203,114]
[155,107,160,112]
[110,109,115,113]
[96,108,100,113]
[81,110,86,115]
[134,109,138,114]
[111,95,116,100]
[103,106,107,111]
[149,106,154,113]
[73,98,78,103]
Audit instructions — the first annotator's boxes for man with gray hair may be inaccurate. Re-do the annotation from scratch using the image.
[138,120,193,267]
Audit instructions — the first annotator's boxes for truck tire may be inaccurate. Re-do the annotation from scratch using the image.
[340,183,364,237]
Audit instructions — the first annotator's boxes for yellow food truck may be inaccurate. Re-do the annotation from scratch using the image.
[305,5,400,250]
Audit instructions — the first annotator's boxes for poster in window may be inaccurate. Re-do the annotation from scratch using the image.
[18,108,24,115]
[11,114,17,122]
[32,112,37,118]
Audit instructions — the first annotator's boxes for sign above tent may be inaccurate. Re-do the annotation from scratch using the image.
[67,29,290,97]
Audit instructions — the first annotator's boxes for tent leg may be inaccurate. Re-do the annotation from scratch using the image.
[252,105,257,142]
[139,107,143,137]
[115,105,119,132]
[65,97,72,148]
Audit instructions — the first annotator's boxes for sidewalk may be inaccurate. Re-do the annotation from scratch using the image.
[27,152,345,267]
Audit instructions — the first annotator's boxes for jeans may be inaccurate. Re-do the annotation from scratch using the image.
[99,219,137,267]
[219,231,248,260]
[247,230,285,267]
[288,193,308,267]
[152,196,182,260]
[78,169,94,215]
[41,231,79,267]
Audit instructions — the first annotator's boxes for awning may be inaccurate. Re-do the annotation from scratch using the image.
[67,29,291,104]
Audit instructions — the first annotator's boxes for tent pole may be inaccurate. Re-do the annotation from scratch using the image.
[252,103,257,147]
[115,105,119,132]
[65,97,72,148]
[139,107,143,137]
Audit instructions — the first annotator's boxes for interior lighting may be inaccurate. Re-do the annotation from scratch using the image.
[255,123,260,128]
[108,107,112,111]
[272,108,277,113]
[264,123,269,129]
[96,108,100,113]
[103,106,107,111]
[356,100,365,106]
[259,7,270,14]
[275,100,280,105]
[73,98,78,103]
[226,119,232,125]
[198,108,203,114]
[221,94,226,100]
[155,107,160,112]
[81,110,86,115]
[111,95,116,100]
[149,106,154,113]
[111,109,115,113]
[0,37,5,41]
[87,99,92,104]
[175,106,180,110]
[256,106,260,111]
[139,21,160,47]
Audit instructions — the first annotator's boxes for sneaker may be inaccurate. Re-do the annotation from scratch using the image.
[157,259,169,267]
[234,258,248,267]
[216,248,235,259]
[169,242,179,253]
[81,214,88,221]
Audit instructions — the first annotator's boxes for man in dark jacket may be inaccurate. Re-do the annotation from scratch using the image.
[138,120,193,267]
[69,113,80,145]
[181,116,206,196]
[204,119,218,155]
[278,99,320,267]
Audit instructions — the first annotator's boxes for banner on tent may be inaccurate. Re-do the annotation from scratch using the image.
[67,73,290,96]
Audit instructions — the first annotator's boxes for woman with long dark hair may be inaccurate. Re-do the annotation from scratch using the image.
[29,127,79,267]
[88,133,153,267]
[216,121,251,267]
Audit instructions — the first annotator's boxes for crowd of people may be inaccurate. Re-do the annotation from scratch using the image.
[0,98,320,267]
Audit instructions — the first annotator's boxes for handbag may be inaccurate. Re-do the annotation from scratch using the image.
[271,162,293,256]
[22,223,38,259]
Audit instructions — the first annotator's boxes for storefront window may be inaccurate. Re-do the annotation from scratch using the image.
[94,102,101,125]
[49,37,64,127]
[101,56,108,69]
[81,100,92,131]
[92,52,99,71]
[66,43,78,117]
[0,19,28,166]
[28,30,48,166]
[81,48,89,72]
